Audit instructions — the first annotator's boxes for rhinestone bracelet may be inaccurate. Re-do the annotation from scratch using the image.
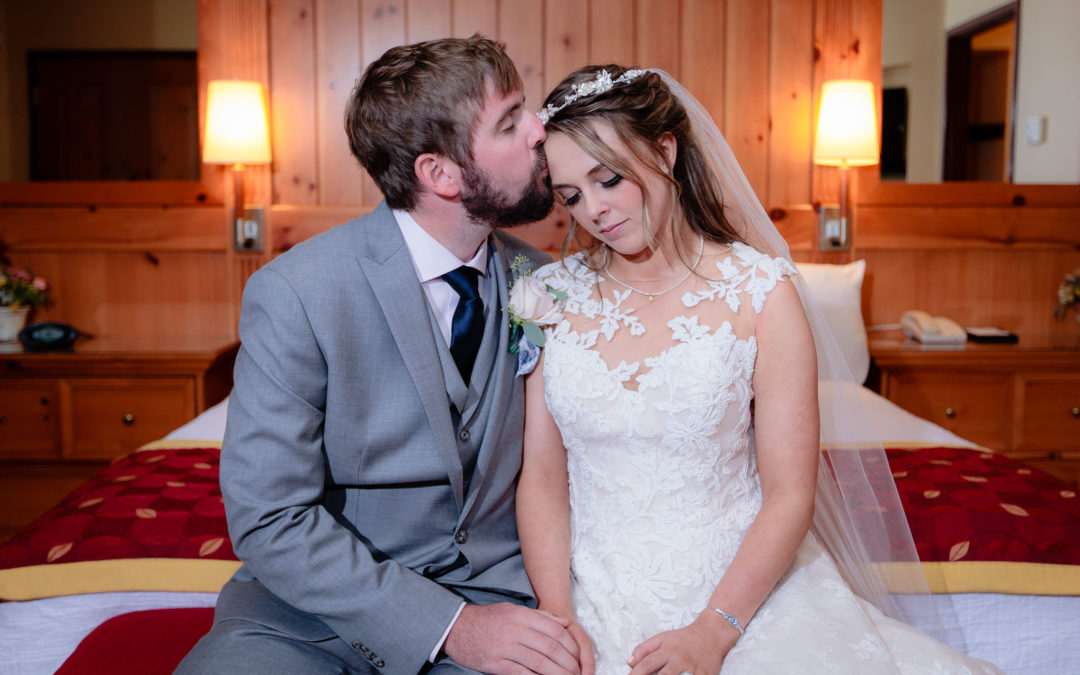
[708,606,745,635]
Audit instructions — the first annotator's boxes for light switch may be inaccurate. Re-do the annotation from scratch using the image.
[1024,116,1046,145]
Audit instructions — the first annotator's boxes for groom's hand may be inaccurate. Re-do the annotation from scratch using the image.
[444,602,582,675]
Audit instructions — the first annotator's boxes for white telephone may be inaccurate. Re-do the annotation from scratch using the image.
[900,310,967,345]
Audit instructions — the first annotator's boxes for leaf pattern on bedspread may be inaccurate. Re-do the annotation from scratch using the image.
[887,445,1080,565]
[0,447,237,569]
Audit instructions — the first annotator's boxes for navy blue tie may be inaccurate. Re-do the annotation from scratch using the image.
[442,266,484,383]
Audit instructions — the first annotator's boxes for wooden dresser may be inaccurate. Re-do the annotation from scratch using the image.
[0,336,238,540]
[869,333,1080,486]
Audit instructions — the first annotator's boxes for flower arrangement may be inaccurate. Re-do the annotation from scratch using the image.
[1054,268,1080,319]
[0,266,48,309]
[505,255,565,376]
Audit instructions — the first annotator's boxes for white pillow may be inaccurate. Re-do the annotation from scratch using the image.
[793,260,869,383]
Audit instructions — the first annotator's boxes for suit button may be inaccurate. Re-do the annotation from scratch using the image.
[455,529,468,544]
[459,429,470,441]
[351,641,361,650]
[374,659,386,668]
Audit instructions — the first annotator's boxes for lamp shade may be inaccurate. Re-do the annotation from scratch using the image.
[813,79,879,167]
[203,80,271,165]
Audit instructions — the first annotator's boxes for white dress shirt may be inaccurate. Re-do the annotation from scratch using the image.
[391,209,480,661]
[392,209,490,347]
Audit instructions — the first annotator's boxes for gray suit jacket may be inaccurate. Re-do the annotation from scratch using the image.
[217,202,548,674]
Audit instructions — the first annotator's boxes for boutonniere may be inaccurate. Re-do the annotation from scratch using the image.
[506,255,565,376]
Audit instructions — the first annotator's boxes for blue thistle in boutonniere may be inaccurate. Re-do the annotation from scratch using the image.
[506,255,565,376]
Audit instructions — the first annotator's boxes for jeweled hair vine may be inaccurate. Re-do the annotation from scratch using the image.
[536,69,646,124]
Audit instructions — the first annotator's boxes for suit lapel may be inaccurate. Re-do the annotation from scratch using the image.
[354,205,465,509]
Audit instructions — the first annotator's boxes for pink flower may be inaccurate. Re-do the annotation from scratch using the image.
[32,277,47,291]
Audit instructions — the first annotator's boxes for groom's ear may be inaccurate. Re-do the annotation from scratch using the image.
[415,153,462,199]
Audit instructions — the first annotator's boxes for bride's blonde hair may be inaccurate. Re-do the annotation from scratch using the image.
[541,65,746,271]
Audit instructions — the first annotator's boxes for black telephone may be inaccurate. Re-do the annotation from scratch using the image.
[18,321,81,351]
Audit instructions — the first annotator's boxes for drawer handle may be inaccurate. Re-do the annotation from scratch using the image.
[944,407,957,419]
[1072,407,1080,419]
[121,413,136,426]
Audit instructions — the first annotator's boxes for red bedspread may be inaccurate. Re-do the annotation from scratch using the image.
[886,446,1078,566]
[1,443,1078,600]
[0,446,235,570]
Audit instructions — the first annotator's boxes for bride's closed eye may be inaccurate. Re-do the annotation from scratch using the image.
[558,172,624,207]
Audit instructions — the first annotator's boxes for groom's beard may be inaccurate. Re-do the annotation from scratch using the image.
[461,148,553,227]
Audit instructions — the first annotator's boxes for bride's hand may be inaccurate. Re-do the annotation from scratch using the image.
[539,605,596,675]
[567,619,596,675]
[626,614,737,675]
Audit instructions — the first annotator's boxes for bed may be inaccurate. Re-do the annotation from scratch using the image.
[2,261,1078,674]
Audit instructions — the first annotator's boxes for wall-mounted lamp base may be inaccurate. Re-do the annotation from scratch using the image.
[818,205,851,251]
[234,207,265,252]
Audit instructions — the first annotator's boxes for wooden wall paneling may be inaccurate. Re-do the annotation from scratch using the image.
[452,0,496,38]
[772,206,817,252]
[767,0,813,212]
[11,251,233,338]
[723,0,770,203]
[857,207,1080,250]
[0,208,225,251]
[861,249,1080,338]
[635,0,681,77]
[679,0,725,132]
[270,205,370,252]
[543,0,589,96]
[406,0,451,42]
[588,0,634,66]
[269,0,319,206]
[314,0,366,206]
[0,182,214,206]
[498,1,544,110]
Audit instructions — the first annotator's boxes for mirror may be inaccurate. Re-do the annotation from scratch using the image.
[881,0,1080,184]
[0,0,198,182]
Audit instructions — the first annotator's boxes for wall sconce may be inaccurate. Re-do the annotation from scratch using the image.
[812,79,879,251]
[203,80,272,252]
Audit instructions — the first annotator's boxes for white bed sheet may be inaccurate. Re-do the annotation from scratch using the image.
[0,591,217,675]
[2,388,1073,675]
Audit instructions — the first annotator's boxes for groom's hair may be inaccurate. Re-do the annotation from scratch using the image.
[345,36,522,210]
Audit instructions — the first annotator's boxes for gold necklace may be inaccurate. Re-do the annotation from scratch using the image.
[603,236,705,301]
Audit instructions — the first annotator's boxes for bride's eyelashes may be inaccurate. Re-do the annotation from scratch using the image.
[558,173,625,207]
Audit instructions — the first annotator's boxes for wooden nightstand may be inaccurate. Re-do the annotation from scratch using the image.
[0,336,238,539]
[869,332,1080,486]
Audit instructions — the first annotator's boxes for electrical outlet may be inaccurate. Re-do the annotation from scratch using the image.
[234,207,264,252]
[818,206,850,251]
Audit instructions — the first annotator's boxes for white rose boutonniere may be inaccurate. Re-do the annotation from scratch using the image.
[506,255,565,376]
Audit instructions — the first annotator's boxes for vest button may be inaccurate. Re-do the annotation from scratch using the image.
[459,429,470,442]
[455,529,468,545]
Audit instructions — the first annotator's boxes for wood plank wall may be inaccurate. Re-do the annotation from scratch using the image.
[0,0,1077,342]
[262,0,823,257]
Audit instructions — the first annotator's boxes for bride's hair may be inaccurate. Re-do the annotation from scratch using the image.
[541,65,746,271]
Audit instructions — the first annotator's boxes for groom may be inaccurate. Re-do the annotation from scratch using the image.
[179,37,581,674]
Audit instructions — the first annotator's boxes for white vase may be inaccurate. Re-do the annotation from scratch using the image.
[0,306,30,342]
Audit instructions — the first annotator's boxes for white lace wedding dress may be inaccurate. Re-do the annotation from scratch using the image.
[534,243,1002,674]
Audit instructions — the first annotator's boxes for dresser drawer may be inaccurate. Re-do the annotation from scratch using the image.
[0,381,61,458]
[67,378,195,459]
[1017,376,1080,451]
[884,373,1011,450]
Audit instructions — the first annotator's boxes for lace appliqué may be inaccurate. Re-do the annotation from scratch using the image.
[682,242,795,313]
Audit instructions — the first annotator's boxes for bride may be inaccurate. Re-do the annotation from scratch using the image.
[515,66,1003,675]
